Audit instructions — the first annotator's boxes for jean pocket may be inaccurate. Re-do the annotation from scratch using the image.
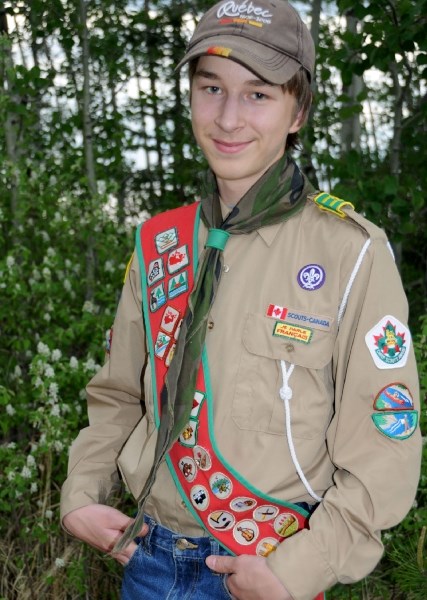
[123,541,142,571]
[221,574,235,599]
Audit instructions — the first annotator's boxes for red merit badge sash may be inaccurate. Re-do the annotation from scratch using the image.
[137,203,324,599]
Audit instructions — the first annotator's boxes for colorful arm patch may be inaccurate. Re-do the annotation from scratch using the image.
[371,383,418,440]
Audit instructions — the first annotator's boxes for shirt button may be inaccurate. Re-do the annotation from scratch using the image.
[208,321,214,330]
[285,344,294,352]
[223,264,230,273]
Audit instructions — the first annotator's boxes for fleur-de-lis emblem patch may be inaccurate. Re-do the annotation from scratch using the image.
[297,264,325,291]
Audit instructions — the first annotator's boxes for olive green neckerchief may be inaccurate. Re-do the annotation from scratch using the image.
[115,154,315,551]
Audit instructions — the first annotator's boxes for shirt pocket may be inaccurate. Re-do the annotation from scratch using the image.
[232,313,335,439]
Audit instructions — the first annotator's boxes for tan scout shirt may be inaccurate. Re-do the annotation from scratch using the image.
[61,198,421,600]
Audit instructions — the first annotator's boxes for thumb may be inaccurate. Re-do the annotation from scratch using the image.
[206,555,236,573]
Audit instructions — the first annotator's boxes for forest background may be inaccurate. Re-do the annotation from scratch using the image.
[0,0,426,598]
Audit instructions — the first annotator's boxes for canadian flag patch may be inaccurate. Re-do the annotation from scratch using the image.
[266,304,288,320]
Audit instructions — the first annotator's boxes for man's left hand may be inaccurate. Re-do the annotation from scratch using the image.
[206,554,293,600]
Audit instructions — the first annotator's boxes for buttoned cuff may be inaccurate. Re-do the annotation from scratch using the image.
[267,529,336,600]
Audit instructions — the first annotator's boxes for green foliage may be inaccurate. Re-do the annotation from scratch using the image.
[0,0,426,597]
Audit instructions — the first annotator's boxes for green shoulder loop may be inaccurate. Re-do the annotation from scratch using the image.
[312,192,355,219]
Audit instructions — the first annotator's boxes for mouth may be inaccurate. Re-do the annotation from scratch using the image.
[212,139,251,154]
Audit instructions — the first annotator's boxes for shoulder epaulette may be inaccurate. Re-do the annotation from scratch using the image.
[312,192,355,219]
[123,251,134,283]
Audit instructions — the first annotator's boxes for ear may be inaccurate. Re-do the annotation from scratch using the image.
[289,109,306,134]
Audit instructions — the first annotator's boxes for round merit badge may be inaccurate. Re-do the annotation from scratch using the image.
[193,445,212,471]
[253,505,279,522]
[230,497,257,512]
[178,457,197,482]
[209,472,233,499]
[297,264,325,291]
[256,537,280,557]
[274,513,299,538]
[190,485,210,511]
[208,511,235,532]
[233,520,259,546]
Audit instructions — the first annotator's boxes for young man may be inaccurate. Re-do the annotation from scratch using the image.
[61,2,421,599]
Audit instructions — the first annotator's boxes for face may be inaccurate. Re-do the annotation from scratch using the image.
[190,56,303,205]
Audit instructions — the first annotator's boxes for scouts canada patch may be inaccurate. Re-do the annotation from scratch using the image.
[365,315,410,369]
[273,322,313,344]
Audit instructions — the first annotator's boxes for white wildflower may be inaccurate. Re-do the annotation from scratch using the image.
[7,471,16,481]
[55,558,65,568]
[63,279,72,292]
[69,356,78,369]
[47,247,56,258]
[6,255,15,269]
[61,404,70,415]
[79,389,86,400]
[40,231,50,242]
[27,455,36,468]
[53,440,64,452]
[65,259,72,269]
[32,268,41,280]
[13,365,22,378]
[15,283,21,291]
[7,442,16,449]
[21,465,32,479]
[51,349,62,362]
[105,260,115,273]
[15,490,22,499]
[82,300,96,314]
[6,404,16,416]
[29,277,36,286]
[50,404,61,417]
[30,482,38,493]
[54,211,62,222]
[39,433,46,445]
[45,509,53,520]
[44,364,55,378]
[37,342,50,357]
[34,376,43,388]
[83,357,96,372]
[49,382,59,401]
[43,313,51,322]
[42,266,51,279]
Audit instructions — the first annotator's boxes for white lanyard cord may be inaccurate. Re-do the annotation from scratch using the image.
[280,360,323,503]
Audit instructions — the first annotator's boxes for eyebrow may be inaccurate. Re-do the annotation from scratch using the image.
[194,68,275,87]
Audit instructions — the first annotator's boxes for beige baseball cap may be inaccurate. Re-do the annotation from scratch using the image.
[176,0,315,84]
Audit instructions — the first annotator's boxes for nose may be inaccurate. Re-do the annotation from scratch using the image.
[214,95,244,132]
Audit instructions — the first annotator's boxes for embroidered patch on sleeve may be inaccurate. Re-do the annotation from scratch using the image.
[371,411,418,440]
[365,315,411,369]
[374,383,414,410]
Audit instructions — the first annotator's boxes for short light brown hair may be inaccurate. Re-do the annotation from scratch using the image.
[188,59,312,151]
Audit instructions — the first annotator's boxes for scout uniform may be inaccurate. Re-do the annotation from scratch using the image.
[61,191,421,600]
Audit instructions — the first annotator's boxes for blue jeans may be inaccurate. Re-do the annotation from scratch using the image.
[121,515,233,599]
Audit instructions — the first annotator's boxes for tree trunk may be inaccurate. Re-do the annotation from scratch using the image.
[79,0,97,301]
[0,8,20,245]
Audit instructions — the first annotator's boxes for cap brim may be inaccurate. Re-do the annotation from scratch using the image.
[176,36,303,85]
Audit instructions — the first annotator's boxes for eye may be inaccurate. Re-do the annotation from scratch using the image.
[206,85,222,95]
[251,91,268,101]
